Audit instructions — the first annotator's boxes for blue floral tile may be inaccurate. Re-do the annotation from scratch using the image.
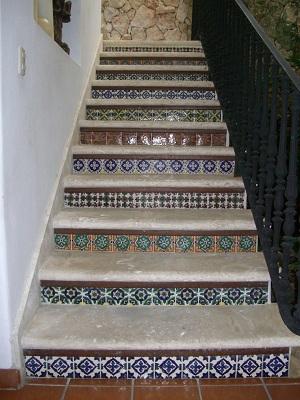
[47,356,74,378]
[237,355,262,378]
[155,357,182,379]
[128,357,155,379]
[74,357,100,378]
[101,357,127,379]
[263,354,289,377]
[24,356,47,377]
[182,357,209,378]
[210,356,237,378]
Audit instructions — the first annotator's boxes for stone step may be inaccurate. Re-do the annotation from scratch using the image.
[22,304,300,378]
[90,80,216,101]
[79,120,228,147]
[39,252,270,307]
[63,174,246,209]
[96,65,210,82]
[53,209,257,253]
[99,51,207,66]
[72,145,235,176]
[85,99,222,123]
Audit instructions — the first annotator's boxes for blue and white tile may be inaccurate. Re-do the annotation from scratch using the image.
[210,356,237,378]
[237,355,262,378]
[263,353,289,377]
[24,355,47,377]
[155,357,182,378]
[47,356,74,378]
[182,357,209,378]
[74,357,101,378]
[101,357,127,379]
[128,357,155,379]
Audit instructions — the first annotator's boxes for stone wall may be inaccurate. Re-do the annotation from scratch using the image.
[245,0,300,73]
[102,0,193,41]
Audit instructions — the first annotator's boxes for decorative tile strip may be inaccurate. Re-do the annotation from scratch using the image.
[73,158,235,175]
[24,352,289,379]
[86,108,223,123]
[40,286,268,306]
[96,72,210,82]
[64,192,246,210]
[54,233,258,253]
[91,88,217,101]
[103,47,203,53]
[80,131,226,146]
[99,58,207,66]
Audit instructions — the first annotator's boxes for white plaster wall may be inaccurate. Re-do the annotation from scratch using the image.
[0,0,101,369]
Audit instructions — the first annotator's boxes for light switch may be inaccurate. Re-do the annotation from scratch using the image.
[18,47,26,76]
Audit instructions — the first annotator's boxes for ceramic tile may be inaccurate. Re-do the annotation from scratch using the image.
[103,46,203,53]
[96,71,210,82]
[100,58,207,66]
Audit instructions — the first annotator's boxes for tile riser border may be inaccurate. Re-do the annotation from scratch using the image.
[103,47,203,53]
[96,72,210,82]
[24,352,290,379]
[99,59,207,66]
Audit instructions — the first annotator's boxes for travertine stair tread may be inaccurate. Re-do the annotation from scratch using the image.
[91,80,215,89]
[39,252,269,283]
[22,304,300,351]
[96,65,209,72]
[53,209,255,231]
[79,120,227,132]
[86,99,220,108]
[100,51,205,59]
[73,144,233,157]
[64,174,244,190]
[103,40,202,47]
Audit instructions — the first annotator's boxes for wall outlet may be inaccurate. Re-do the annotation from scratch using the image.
[18,47,26,76]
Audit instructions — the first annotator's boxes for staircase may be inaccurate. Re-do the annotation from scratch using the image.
[22,40,300,381]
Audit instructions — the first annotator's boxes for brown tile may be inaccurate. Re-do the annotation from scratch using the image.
[201,385,268,400]
[123,133,137,145]
[26,378,67,385]
[0,385,64,400]
[69,378,131,386]
[197,133,211,146]
[134,385,199,400]
[200,378,261,386]
[152,134,168,146]
[0,370,20,389]
[137,133,152,145]
[64,386,131,400]
[92,133,106,145]
[135,379,197,386]
[212,134,226,146]
[267,384,300,400]
[107,133,122,145]
[264,377,300,384]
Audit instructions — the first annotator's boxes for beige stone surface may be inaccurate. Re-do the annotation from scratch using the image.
[102,0,193,40]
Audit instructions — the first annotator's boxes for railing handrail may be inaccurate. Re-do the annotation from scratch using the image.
[236,0,300,91]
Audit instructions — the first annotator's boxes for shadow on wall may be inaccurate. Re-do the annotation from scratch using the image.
[244,0,300,73]
[102,0,193,41]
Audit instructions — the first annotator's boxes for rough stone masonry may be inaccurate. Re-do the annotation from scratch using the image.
[102,0,193,41]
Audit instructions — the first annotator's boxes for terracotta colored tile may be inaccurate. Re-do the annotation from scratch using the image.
[200,378,261,386]
[69,378,132,386]
[123,133,137,145]
[107,133,122,145]
[135,379,197,386]
[197,133,211,146]
[26,378,67,385]
[201,385,268,400]
[212,134,226,146]
[137,133,152,145]
[134,385,199,400]
[267,384,300,400]
[0,370,20,389]
[64,386,131,400]
[92,133,106,145]
[0,385,64,400]
[264,377,300,384]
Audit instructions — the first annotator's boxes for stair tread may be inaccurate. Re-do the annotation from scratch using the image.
[103,40,202,47]
[73,144,233,157]
[100,51,205,58]
[22,303,300,351]
[53,209,255,232]
[86,99,221,108]
[91,80,215,89]
[79,120,227,132]
[40,252,269,283]
[64,174,244,189]
[96,65,209,72]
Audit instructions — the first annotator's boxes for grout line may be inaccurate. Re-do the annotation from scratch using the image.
[131,379,135,400]
[196,379,203,400]
[60,378,70,400]
[260,377,272,400]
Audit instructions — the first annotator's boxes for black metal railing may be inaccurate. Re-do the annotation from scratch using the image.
[192,0,300,334]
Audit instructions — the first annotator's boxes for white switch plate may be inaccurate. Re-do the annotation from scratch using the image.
[18,47,26,76]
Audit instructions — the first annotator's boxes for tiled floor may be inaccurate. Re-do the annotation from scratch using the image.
[1,378,300,400]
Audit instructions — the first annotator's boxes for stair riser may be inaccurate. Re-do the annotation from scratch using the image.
[96,72,210,82]
[103,46,203,53]
[40,286,269,306]
[24,352,289,379]
[73,158,235,176]
[91,88,217,101]
[54,233,258,253]
[86,107,223,123]
[80,130,227,146]
[100,58,207,66]
[64,191,246,209]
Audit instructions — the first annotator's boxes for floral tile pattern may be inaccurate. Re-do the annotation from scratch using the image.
[86,108,222,123]
[54,234,258,253]
[40,286,269,306]
[64,191,246,210]
[103,46,203,53]
[96,72,210,82]
[99,58,207,66]
[24,353,289,379]
[91,88,217,101]
[73,158,234,175]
